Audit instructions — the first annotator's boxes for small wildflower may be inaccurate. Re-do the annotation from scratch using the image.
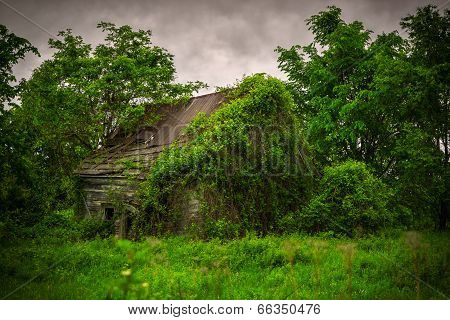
[121,269,132,276]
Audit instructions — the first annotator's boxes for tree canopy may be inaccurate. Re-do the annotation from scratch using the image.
[19,22,204,155]
[0,26,40,220]
[0,25,39,106]
[277,5,449,229]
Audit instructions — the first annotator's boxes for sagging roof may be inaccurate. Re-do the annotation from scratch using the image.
[77,92,226,177]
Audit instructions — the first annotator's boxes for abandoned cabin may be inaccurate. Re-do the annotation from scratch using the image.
[77,92,226,237]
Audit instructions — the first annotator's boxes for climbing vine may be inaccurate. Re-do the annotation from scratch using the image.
[136,74,314,238]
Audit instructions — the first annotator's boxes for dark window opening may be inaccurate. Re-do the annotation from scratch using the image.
[104,207,115,221]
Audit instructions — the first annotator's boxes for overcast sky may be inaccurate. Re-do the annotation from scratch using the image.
[1,0,446,94]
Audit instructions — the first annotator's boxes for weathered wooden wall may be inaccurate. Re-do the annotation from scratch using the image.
[80,176,140,217]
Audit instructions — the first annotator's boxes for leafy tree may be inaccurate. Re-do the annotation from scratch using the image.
[277,6,401,166]
[0,25,40,225]
[276,6,448,228]
[18,22,204,169]
[400,5,449,229]
[13,22,205,211]
[0,24,39,106]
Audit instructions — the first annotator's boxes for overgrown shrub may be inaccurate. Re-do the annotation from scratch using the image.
[76,218,114,240]
[138,75,314,238]
[26,210,114,241]
[203,218,241,239]
[299,161,394,236]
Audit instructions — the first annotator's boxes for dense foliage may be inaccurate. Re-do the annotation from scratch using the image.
[139,75,314,238]
[300,161,393,236]
[21,22,204,150]
[276,5,449,229]
[0,26,41,225]
[0,25,39,105]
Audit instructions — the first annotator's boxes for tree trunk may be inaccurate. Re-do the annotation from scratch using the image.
[438,199,448,230]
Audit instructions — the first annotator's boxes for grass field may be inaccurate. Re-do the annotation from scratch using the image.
[1,229,449,299]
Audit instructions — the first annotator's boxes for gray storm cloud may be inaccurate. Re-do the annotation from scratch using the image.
[0,0,445,93]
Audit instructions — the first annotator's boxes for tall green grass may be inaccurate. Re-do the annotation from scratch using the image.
[1,231,448,299]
